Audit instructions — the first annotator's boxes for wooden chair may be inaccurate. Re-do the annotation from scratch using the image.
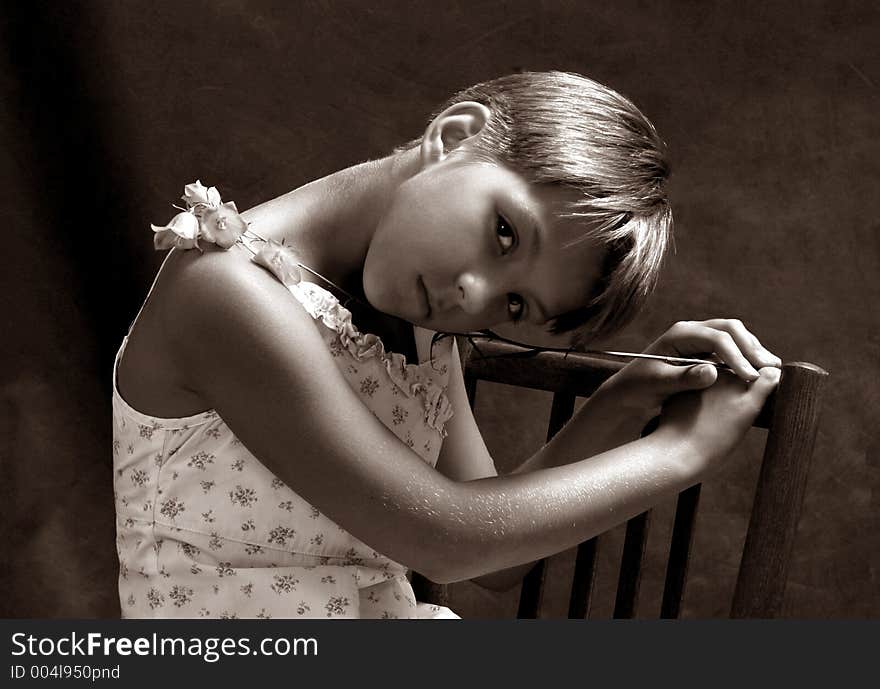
[411,335,828,619]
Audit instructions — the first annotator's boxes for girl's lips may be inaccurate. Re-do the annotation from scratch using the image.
[419,276,432,318]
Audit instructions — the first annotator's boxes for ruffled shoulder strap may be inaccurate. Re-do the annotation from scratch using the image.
[285,280,454,436]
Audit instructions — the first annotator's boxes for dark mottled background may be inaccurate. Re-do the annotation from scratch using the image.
[1,0,877,618]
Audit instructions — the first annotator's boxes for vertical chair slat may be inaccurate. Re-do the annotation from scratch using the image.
[610,415,661,618]
[546,391,577,438]
[517,390,577,618]
[731,361,828,618]
[568,537,600,618]
[613,510,652,618]
[464,375,477,408]
[517,561,549,619]
[660,483,702,618]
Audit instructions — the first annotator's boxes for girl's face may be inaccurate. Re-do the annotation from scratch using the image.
[363,156,604,335]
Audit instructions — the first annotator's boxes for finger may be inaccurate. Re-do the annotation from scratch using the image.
[682,363,718,390]
[699,319,782,368]
[747,366,781,406]
[636,359,719,395]
[667,324,761,382]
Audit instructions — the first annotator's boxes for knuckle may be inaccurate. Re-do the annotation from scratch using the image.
[671,320,691,333]
[714,330,735,348]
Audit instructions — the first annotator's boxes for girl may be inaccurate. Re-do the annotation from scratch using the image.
[112,71,781,619]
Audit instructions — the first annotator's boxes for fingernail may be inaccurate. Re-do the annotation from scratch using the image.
[746,367,760,381]
[691,364,712,380]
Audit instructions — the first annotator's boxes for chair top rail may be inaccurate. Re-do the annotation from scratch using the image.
[458,337,829,431]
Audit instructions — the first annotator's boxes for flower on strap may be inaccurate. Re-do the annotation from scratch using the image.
[151,180,247,251]
[151,211,201,250]
[251,240,303,288]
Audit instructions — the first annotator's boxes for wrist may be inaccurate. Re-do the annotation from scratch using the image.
[591,382,660,429]
[649,424,709,485]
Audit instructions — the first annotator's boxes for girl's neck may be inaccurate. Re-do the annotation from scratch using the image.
[241,147,421,302]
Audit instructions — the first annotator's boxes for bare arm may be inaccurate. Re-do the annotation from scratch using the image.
[432,339,649,590]
[165,249,772,585]
[453,320,782,589]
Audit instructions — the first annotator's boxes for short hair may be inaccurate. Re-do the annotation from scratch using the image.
[404,71,672,347]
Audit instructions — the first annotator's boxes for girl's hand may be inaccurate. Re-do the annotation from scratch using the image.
[657,366,781,477]
[593,318,781,426]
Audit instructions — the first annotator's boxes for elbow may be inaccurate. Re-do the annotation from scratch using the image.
[472,573,523,593]
[421,559,523,589]
[418,565,474,586]
[411,544,475,586]
[415,568,457,586]
[406,525,482,586]
[414,538,520,586]
[393,477,513,585]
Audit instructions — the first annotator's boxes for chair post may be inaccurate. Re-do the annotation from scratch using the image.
[613,510,652,618]
[731,361,829,618]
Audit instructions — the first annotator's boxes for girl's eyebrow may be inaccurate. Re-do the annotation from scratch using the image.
[513,199,549,324]
[520,212,549,325]
[509,194,543,259]
[503,191,552,324]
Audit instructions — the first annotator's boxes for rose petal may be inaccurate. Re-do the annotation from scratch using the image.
[174,235,200,250]
[181,180,223,209]
[199,203,247,249]
[152,227,200,251]
[153,229,179,251]
[182,180,212,207]
[165,211,200,239]
[252,240,302,287]
[150,212,199,240]
[151,211,200,252]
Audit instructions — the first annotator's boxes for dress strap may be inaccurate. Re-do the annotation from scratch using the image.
[124,249,177,339]
[113,249,177,398]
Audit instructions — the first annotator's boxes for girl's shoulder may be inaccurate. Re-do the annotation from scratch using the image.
[118,244,320,419]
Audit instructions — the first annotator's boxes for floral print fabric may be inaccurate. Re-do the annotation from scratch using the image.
[112,276,458,619]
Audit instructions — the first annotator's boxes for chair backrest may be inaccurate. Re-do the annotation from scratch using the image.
[411,336,828,619]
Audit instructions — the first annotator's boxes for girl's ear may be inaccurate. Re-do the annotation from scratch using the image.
[420,101,491,167]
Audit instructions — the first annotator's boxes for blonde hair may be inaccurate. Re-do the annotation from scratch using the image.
[406,71,672,346]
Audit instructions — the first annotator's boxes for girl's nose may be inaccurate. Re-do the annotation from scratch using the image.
[455,272,492,315]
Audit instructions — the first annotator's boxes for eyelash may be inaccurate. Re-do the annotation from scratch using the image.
[496,214,525,322]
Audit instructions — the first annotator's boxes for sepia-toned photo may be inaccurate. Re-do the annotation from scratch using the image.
[2,1,877,625]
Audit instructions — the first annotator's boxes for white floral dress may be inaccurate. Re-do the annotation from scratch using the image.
[112,257,459,619]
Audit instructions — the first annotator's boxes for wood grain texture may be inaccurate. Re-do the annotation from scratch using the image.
[731,362,829,617]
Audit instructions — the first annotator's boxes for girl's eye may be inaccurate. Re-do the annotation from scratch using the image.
[496,215,517,253]
[507,294,524,322]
